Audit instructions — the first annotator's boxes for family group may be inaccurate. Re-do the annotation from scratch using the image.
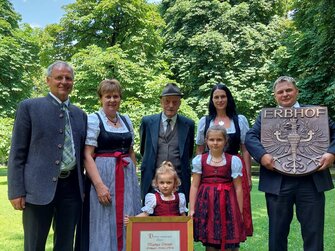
[7,60,335,251]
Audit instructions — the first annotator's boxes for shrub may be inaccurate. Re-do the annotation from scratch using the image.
[0,118,13,165]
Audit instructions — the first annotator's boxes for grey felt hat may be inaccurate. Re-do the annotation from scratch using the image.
[160,83,183,97]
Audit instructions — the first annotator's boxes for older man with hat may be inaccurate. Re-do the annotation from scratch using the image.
[140,83,195,203]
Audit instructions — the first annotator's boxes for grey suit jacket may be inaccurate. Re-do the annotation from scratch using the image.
[140,113,194,202]
[8,94,87,205]
[245,106,335,195]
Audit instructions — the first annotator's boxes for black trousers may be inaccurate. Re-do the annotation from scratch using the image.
[265,175,325,251]
[23,170,82,251]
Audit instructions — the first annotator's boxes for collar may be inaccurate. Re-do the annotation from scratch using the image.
[278,101,300,108]
[208,151,226,162]
[161,113,177,124]
[49,92,70,107]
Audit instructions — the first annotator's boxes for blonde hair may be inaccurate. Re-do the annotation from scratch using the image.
[206,125,228,142]
[97,79,122,98]
[152,161,181,192]
[206,125,229,148]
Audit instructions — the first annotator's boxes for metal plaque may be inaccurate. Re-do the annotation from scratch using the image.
[261,107,329,175]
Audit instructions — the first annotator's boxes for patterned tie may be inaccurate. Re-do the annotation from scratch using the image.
[61,104,75,169]
[165,118,172,137]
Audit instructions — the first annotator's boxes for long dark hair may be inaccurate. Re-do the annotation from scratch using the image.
[208,83,237,120]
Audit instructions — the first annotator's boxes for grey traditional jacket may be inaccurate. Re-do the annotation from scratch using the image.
[8,94,87,205]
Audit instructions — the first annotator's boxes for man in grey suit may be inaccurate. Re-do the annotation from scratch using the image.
[245,76,335,251]
[8,61,87,251]
[140,83,195,203]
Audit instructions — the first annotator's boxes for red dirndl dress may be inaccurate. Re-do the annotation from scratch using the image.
[193,153,246,250]
[153,192,181,216]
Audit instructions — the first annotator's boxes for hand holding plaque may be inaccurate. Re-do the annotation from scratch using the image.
[260,153,275,171]
[261,106,330,175]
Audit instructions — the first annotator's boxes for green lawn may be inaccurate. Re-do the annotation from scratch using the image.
[194,177,335,251]
[1,166,335,250]
[0,167,54,250]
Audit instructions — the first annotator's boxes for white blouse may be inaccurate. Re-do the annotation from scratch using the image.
[195,114,250,146]
[141,191,188,215]
[192,153,243,179]
[85,109,135,147]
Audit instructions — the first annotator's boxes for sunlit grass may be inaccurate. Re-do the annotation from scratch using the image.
[0,167,53,250]
[1,168,334,250]
[193,177,335,251]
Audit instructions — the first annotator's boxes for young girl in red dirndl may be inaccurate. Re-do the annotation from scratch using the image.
[125,161,187,221]
[189,125,246,251]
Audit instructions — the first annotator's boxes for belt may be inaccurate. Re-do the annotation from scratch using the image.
[59,170,73,179]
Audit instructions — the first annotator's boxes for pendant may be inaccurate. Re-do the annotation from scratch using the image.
[218,120,225,126]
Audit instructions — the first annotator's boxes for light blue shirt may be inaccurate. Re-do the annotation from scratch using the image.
[196,114,250,146]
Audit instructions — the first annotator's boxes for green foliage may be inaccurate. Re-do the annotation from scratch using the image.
[162,0,288,120]
[57,0,179,135]
[2,0,334,131]
[229,0,288,23]
[71,45,168,111]
[271,0,335,118]
[70,44,197,151]
[37,24,68,67]
[0,0,20,32]
[60,0,165,64]
[0,1,41,117]
[0,117,13,164]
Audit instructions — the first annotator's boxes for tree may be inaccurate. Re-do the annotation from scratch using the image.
[0,0,40,116]
[56,0,201,129]
[162,0,288,120]
[272,0,335,118]
[59,0,165,64]
[70,44,198,154]
[36,24,67,67]
[55,0,178,111]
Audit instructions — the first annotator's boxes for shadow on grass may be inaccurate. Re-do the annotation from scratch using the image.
[8,232,24,240]
[0,181,7,185]
[0,167,7,177]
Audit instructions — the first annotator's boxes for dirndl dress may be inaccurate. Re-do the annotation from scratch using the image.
[141,191,188,216]
[80,111,141,251]
[193,153,246,250]
[196,114,253,236]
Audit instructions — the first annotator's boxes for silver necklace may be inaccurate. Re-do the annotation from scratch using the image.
[211,157,223,164]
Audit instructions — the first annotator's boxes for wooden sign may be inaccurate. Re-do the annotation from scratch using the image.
[261,107,329,175]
